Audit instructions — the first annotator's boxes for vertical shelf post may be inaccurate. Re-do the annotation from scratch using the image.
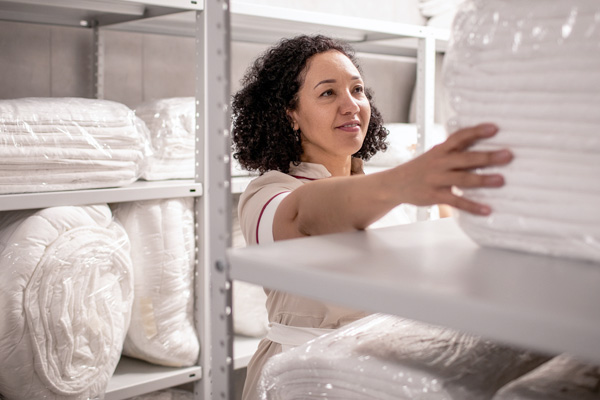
[194,7,207,400]
[415,34,436,221]
[200,0,233,399]
[92,23,105,99]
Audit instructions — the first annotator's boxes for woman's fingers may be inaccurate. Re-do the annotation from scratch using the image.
[442,193,492,216]
[440,123,498,152]
[432,171,505,188]
[442,148,513,170]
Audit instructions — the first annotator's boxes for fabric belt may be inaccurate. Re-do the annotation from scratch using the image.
[266,322,336,352]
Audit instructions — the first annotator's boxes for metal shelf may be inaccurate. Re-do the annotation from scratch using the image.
[93,1,448,56]
[105,357,201,400]
[0,180,202,211]
[102,335,259,400]
[228,218,600,365]
[0,0,202,29]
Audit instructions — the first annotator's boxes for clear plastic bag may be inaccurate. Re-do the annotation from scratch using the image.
[260,314,549,399]
[443,0,600,263]
[0,97,152,194]
[493,354,600,400]
[0,204,133,399]
[111,198,199,367]
[135,97,196,181]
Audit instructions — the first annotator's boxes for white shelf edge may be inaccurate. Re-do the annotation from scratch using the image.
[227,218,600,365]
[0,180,202,211]
[0,0,203,29]
[234,335,262,370]
[232,175,255,194]
[105,356,201,400]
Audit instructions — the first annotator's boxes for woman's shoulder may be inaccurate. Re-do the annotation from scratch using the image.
[246,170,301,191]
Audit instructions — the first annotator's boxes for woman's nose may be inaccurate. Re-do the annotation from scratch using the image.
[339,91,360,115]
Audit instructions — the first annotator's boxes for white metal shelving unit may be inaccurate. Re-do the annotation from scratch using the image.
[204,3,452,399]
[206,2,600,400]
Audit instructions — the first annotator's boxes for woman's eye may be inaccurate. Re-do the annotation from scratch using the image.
[320,89,333,97]
[354,86,364,93]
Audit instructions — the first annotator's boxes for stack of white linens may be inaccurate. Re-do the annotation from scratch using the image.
[443,0,600,263]
[260,314,549,399]
[0,205,133,400]
[493,354,600,400]
[135,97,255,180]
[111,198,200,367]
[135,97,196,181]
[0,97,149,194]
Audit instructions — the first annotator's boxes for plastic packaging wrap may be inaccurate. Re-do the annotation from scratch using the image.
[443,0,600,263]
[260,313,550,400]
[135,97,196,181]
[135,97,255,180]
[0,97,151,194]
[493,354,600,400]
[0,205,133,400]
[111,198,199,367]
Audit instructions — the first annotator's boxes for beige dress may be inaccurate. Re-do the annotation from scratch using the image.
[238,162,369,400]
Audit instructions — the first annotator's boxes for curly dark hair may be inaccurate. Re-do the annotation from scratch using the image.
[231,34,388,174]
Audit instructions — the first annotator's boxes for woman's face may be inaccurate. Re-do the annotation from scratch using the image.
[289,50,371,165]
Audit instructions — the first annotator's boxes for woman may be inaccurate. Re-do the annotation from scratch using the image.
[232,35,512,400]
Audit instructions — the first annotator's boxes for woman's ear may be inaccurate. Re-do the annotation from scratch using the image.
[286,109,300,131]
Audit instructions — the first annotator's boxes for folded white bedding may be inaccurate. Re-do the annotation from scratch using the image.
[493,354,600,400]
[0,205,133,400]
[260,314,549,400]
[443,0,600,263]
[135,97,254,180]
[135,97,196,180]
[0,97,150,194]
[111,198,199,367]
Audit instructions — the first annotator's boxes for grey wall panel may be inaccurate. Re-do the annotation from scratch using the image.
[230,41,268,96]
[141,33,195,104]
[0,21,51,99]
[103,30,143,108]
[50,25,94,98]
[359,53,416,123]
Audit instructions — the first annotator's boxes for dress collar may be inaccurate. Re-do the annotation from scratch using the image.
[288,162,332,180]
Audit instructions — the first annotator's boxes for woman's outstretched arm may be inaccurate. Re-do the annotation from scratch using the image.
[273,123,513,240]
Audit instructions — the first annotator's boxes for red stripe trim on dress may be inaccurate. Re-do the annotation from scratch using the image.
[290,175,318,181]
[256,191,290,244]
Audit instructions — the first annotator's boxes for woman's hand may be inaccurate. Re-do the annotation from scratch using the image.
[392,123,512,216]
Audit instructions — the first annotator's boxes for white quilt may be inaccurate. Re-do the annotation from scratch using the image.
[135,97,254,180]
[111,198,200,367]
[0,97,150,194]
[493,354,600,400]
[260,314,549,400]
[135,98,196,181]
[443,0,600,263]
[0,205,133,400]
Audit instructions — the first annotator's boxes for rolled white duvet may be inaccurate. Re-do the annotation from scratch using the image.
[0,205,133,400]
[111,198,199,367]
[443,0,600,263]
[260,314,549,400]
